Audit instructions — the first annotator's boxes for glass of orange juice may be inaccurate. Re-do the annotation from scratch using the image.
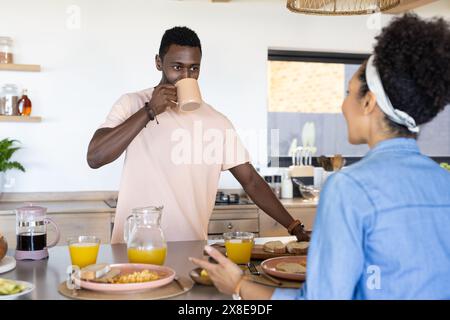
[68,236,100,268]
[223,232,254,265]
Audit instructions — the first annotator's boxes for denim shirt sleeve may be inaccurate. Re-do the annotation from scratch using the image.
[271,171,375,300]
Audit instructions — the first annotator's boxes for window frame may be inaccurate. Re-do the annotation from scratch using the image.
[266,49,449,167]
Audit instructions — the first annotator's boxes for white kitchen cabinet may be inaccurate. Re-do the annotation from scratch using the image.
[259,207,316,237]
[208,209,259,239]
[47,213,112,246]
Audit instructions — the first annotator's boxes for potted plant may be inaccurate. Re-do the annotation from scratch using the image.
[0,138,25,193]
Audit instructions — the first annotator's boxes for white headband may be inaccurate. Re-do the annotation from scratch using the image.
[365,55,420,133]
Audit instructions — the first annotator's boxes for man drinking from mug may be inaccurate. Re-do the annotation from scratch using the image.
[87,26,309,244]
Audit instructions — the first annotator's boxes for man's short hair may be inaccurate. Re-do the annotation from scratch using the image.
[159,26,202,59]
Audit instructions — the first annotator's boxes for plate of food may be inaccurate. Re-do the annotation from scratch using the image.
[260,256,307,281]
[74,263,176,293]
[0,278,34,300]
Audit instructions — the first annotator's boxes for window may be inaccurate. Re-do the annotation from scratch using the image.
[268,50,450,162]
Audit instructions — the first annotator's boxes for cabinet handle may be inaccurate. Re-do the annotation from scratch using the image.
[227,223,233,230]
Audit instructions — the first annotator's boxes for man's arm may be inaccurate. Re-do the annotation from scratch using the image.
[87,107,150,168]
[87,84,177,169]
[230,163,309,241]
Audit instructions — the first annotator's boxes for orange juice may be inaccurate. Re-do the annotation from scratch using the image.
[225,240,254,264]
[69,242,100,268]
[127,247,167,265]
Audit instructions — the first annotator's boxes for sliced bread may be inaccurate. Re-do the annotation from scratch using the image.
[92,268,121,283]
[80,263,111,281]
[263,241,286,254]
[275,262,306,274]
[286,241,309,255]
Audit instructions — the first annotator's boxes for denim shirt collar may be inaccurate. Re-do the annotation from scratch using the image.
[365,137,420,158]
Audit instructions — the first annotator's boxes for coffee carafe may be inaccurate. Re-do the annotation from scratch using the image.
[15,205,60,260]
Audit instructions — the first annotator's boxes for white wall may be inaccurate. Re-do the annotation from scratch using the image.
[0,0,448,192]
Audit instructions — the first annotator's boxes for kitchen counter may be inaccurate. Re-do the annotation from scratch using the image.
[0,200,114,216]
[0,194,317,245]
[1,236,297,300]
[213,198,317,210]
[0,198,317,215]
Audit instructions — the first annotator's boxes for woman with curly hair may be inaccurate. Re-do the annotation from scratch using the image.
[190,13,450,299]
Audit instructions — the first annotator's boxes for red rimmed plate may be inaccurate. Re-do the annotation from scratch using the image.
[75,263,176,293]
[260,256,307,281]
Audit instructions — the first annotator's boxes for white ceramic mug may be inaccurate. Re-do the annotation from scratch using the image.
[175,78,202,112]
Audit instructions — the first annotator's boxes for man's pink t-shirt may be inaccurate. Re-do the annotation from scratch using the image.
[99,88,250,243]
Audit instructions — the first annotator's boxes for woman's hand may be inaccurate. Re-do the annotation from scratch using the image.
[189,245,243,295]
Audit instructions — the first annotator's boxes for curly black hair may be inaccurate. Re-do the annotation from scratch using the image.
[159,26,202,59]
[359,13,450,137]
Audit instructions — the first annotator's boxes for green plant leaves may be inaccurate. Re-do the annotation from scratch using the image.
[0,138,25,173]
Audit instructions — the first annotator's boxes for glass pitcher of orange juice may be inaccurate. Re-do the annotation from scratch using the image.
[124,206,167,265]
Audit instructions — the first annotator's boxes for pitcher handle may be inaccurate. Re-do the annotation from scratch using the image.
[124,215,133,244]
[44,217,60,248]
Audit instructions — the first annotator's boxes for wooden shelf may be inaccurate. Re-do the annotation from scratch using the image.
[0,115,42,122]
[0,64,41,72]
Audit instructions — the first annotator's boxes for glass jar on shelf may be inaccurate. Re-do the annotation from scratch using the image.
[0,37,14,64]
[1,84,20,116]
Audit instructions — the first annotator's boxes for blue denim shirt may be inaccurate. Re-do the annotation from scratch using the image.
[272,138,450,300]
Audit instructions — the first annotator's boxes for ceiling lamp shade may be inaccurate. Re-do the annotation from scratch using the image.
[287,0,401,15]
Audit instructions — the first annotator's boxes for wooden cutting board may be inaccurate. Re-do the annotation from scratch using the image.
[210,243,308,260]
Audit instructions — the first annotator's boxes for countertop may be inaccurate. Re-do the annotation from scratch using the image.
[1,236,297,300]
[0,200,114,216]
[0,198,317,215]
[213,198,317,210]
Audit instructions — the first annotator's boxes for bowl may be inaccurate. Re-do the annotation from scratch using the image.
[292,178,320,200]
[298,185,320,200]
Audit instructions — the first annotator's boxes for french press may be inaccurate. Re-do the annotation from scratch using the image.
[15,205,60,260]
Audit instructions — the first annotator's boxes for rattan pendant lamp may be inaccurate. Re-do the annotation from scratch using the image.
[287,0,401,15]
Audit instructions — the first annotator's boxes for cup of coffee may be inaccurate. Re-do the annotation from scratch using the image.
[175,78,202,112]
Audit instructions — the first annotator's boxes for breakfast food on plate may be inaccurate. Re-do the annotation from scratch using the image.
[79,264,161,284]
[263,241,286,254]
[0,278,26,295]
[0,234,7,262]
[91,268,122,283]
[113,269,160,284]
[275,262,307,274]
[286,241,309,255]
[80,263,111,281]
